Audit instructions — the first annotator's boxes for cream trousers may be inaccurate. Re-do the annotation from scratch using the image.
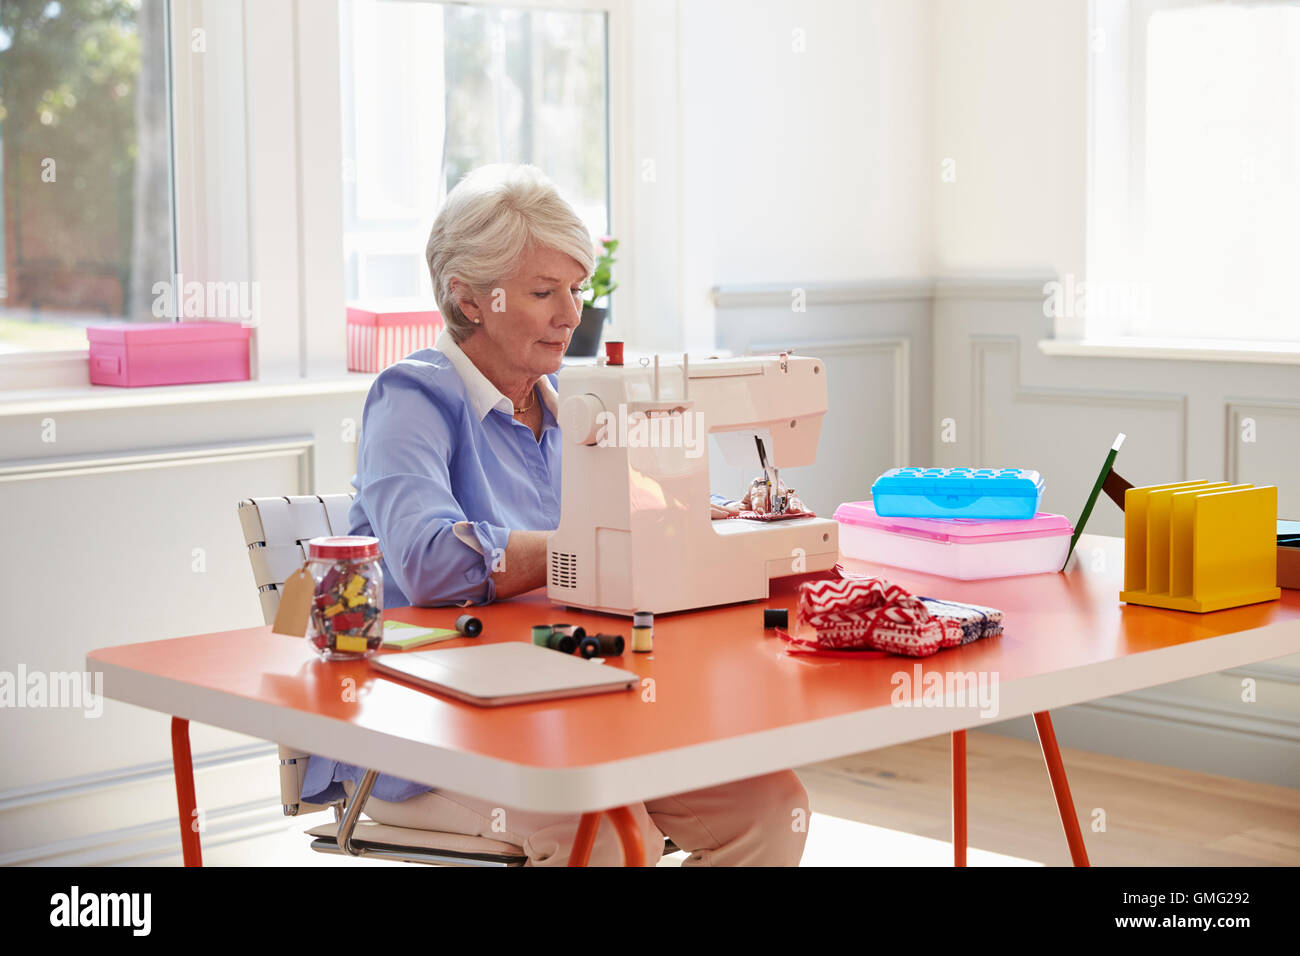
[344,770,809,866]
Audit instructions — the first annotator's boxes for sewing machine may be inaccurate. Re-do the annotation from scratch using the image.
[547,351,839,616]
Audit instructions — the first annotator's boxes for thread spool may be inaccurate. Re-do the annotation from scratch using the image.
[546,631,577,654]
[531,624,553,646]
[577,636,601,659]
[551,623,586,641]
[593,633,625,656]
[763,608,788,629]
[605,340,624,366]
[631,612,653,653]
[456,614,482,637]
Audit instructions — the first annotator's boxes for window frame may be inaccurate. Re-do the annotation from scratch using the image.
[315,0,630,361]
[0,0,184,387]
[335,0,620,309]
[0,0,646,392]
[1080,0,1300,348]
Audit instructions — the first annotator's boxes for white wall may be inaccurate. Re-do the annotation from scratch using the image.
[932,0,1088,279]
[677,0,934,350]
[925,0,1300,782]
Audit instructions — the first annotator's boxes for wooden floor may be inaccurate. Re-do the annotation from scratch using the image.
[800,730,1300,866]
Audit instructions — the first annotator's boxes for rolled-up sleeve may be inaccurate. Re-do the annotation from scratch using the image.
[355,374,511,607]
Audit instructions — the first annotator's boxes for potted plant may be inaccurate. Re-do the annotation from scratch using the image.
[569,236,618,357]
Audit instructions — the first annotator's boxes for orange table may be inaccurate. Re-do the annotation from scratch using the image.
[88,535,1300,867]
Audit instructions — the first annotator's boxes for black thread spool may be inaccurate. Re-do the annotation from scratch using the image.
[552,623,586,641]
[456,614,483,637]
[577,636,601,659]
[593,633,625,656]
[764,608,788,629]
[546,631,577,654]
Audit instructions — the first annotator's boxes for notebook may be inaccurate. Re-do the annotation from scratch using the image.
[370,641,638,707]
[380,620,461,650]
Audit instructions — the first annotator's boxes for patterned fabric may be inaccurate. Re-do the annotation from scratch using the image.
[727,508,817,522]
[837,562,1004,645]
[780,573,1003,659]
[919,597,1004,644]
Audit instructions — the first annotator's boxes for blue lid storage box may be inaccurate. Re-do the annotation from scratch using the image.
[870,467,1044,520]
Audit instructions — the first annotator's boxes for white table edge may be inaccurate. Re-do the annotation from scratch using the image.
[87,615,1300,814]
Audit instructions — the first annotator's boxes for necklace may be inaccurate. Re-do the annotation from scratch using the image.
[513,386,536,415]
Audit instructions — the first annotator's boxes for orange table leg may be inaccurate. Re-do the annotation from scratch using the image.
[568,808,645,866]
[170,717,203,867]
[952,729,967,867]
[569,811,602,866]
[1033,711,1090,867]
[606,805,646,867]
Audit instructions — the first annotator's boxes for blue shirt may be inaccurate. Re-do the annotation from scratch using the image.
[300,331,563,805]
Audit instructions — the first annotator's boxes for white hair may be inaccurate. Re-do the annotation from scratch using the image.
[425,164,595,343]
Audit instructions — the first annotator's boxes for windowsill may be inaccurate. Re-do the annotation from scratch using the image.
[0,371,377,417]
[1038,337,1300,365]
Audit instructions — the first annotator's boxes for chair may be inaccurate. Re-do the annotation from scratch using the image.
[237,493,528,866]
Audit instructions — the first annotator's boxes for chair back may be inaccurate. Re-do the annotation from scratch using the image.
[237,493,356,815]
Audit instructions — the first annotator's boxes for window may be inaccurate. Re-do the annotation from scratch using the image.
[338,0,609,303]
[1085,0,1300,343]
[0,0,175,355]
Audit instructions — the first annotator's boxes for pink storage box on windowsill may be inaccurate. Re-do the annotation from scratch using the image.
[834,500,1073,580]
[86,321,252,387]
[346,302,443,373]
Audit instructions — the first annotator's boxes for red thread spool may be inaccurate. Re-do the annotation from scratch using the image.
[605,340,624,366]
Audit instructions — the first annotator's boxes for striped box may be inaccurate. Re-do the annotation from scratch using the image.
[346,304,443,373]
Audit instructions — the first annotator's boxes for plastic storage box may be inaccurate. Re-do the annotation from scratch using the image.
[834,500,1072,580]
[871,467,1044,519]
[347,302,443,373]
[86,321,251,387]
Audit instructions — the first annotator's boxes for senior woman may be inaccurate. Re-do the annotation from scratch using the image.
[301,164,808,866]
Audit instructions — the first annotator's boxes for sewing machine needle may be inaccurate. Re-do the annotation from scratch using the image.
[754,437,784,514]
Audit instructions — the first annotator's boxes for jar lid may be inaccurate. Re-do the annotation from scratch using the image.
[306,535,381,560]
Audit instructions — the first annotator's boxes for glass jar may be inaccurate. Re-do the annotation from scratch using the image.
[305,536,384,661]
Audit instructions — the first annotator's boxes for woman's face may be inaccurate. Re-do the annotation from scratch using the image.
[458,244,588,380]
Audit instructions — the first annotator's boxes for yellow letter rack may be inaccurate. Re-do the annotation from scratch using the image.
[1120,480,1281,613]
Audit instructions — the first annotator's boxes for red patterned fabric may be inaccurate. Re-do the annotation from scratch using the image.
[782,575,965,658]
[724,508,817,522]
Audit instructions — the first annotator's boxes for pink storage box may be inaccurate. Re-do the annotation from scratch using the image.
[347,303,443,373]
[834,500,1073,580]
[86,321,251,387]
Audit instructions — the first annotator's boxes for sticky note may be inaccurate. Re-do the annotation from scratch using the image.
[381,621,461,650]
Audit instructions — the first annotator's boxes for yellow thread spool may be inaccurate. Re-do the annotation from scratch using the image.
[632,626,653,653]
